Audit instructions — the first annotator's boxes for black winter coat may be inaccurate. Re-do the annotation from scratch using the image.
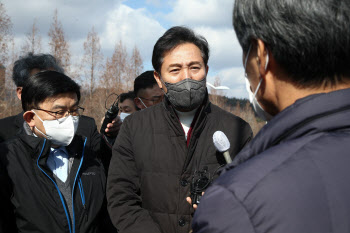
[192,88,350,233]
[0,113,113,171]
[0,128,116,233]
[0,112,23,143]
[107,96,252,233]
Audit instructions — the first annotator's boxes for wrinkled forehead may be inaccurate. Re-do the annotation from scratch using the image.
[37,92,78,109]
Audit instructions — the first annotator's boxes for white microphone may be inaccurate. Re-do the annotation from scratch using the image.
[213,131,232,164]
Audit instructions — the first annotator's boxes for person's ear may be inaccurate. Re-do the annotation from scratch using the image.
[154,71,163,89]
[23,111,35,127]
[16,87,22,100]
[134,97,143,110]
[256,39,269,77]
[206,65,209,74]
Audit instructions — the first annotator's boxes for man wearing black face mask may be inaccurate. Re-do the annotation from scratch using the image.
[107,26,252,233]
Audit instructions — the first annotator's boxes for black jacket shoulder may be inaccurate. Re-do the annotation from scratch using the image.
[0,112,24,143]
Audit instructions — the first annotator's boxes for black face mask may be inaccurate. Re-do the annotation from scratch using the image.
[163,78,207,112]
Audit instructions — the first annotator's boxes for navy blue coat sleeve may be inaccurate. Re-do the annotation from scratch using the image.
[192,184,255,233]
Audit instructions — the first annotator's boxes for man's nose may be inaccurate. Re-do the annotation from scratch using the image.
[182,68,191,80]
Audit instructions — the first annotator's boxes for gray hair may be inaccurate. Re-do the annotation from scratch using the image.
[233,0,350,87]
[12,53,64,87]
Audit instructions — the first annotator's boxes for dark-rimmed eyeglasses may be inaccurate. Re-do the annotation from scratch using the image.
[33,106,85,119]
[139,96,163,104]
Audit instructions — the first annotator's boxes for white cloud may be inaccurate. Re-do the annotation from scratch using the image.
[167,0,234,28]
[2,0,122,38]
[101,5,166,62]
[193,26,243,70]
[207,67,248,99]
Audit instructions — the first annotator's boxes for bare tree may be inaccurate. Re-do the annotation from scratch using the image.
[2,39,21,117]
[126,45,143,89]
[48,9,71,73]
[21,19,42,55]
[82,27,103,103]
[101,41,128,93]
[0,2,12,66]
[0,2,12,108]
[111,40,127,88]
[101,42,143,95]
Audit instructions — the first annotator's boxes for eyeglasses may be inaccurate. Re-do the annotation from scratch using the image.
[33,106,85,119]
[139,96,163,105]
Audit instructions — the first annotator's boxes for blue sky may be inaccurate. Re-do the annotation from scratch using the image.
[2,0,248,99]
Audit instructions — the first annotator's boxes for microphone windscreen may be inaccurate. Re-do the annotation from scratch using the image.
[213,131,230,152]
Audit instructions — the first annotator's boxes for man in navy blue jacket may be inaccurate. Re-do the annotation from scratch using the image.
[192,0,350,232]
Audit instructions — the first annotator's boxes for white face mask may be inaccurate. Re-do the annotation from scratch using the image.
[244,44,273,121]
[32,110,79,146]
[119,112,131,122]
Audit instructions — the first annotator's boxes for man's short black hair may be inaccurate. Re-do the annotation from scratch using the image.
[133,71,157,97]
[21,70,80,111]
[152,26,209,75]
[13,53,64,87]
[119,91,135,103]
[233,0,350,88]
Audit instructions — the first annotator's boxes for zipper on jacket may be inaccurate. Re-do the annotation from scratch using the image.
[36,139,73,233]
[37,137,88,233]
[71,137,87,233]
[78,178,85,206]
[78,177,88,222]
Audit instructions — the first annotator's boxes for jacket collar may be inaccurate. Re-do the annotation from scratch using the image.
[161,90,212,136]
[19,124,85,161]
[230,88,350,168]
[15,112,25,128]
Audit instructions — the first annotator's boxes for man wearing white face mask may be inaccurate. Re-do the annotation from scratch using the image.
[0,71,116,233]
[244,44,273,122]
[118,91,138,122]
[192,0,350,232]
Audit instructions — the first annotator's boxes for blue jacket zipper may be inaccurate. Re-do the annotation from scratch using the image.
[36,138,87,233]
[71,137,87,233]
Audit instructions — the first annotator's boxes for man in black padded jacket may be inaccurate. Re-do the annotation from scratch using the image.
[107,26,253,233]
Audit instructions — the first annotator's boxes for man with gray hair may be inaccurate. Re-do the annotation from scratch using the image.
[0,53,64,142]
[192,0,350,232]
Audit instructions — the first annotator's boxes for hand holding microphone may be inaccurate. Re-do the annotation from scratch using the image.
[186,131,232,210]
[213,131,232,164]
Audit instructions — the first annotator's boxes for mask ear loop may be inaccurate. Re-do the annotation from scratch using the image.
[244,44,253,76]
[138,97,148,108]
[31,110,51,139]
[31,110,44,123]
